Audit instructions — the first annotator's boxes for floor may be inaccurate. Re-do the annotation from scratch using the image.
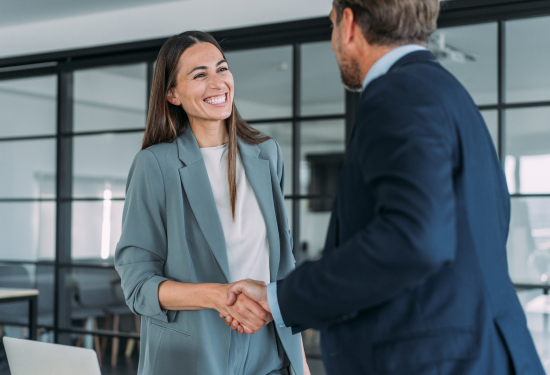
[98,355,326,375]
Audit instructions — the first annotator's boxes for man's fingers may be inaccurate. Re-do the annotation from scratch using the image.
[241,294,271,323]
[232,304,263,331]
[245,279,267,286]
[227,279,267,307]
[224,292,271,334]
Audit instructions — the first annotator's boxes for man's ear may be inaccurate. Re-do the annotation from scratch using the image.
[341,7,357,46]
[166,88,181,106]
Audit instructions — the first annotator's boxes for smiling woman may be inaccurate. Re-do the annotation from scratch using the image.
[143,32,270,219]
[115,31,309,375]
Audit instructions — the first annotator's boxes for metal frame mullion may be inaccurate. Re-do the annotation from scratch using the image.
[510,194,550,199]
[54,68,74,344]
[0,198,56,203]
[292,43,301,261]
[0,134,57,143]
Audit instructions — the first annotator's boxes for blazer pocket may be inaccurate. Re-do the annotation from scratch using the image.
[150,319,196,375]
[151,321,191,337]
[373,328,479,373]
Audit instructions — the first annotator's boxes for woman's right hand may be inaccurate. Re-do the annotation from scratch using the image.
[211,283,272,334]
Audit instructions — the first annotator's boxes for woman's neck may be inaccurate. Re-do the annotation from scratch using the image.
[188,117,229,148]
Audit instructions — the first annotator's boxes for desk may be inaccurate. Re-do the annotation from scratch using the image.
[0,288,39,340]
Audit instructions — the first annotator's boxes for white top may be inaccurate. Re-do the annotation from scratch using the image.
[200,144,270,284]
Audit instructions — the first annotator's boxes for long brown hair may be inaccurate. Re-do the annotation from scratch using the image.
[143,31,270,219]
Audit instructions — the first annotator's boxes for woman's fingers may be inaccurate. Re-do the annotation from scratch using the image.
[223,314,246,334]
[225,315,233,326]
[231,318,239,330]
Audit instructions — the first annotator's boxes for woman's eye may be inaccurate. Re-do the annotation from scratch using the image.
[194,73,205,79]
[219,67,228,72]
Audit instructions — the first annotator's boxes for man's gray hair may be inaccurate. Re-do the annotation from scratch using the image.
[332,0,440,46]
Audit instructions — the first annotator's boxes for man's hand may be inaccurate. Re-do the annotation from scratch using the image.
[227,279,270,312]
[220,293,273,333]
[219,279,271,334]
[211,281,271,335]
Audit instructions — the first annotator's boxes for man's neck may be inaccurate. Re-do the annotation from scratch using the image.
[358,44,399,84]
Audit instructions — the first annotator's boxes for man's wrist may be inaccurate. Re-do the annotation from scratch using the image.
[266,282,286,327]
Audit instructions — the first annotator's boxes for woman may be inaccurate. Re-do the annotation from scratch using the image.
[115,31,310,375]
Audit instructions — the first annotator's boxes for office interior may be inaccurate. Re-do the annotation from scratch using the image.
[1,0,550,374]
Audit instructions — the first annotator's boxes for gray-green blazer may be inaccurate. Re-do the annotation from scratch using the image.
[115,128,302,375]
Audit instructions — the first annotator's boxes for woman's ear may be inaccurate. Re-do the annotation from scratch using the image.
[166,88,181,106]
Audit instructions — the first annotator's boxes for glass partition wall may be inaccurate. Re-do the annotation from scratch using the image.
[2,2,550,373]
[0,23,348,372]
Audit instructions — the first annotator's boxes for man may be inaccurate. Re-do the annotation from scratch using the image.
[227,1,545,373]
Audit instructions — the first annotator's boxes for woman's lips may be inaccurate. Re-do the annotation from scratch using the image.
[204,93,228,107]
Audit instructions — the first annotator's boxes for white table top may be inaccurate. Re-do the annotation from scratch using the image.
[0,288,39,299]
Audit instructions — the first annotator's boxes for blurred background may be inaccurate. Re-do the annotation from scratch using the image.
[1,0,550,374]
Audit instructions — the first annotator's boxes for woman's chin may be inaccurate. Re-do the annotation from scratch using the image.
[205,111,233,121]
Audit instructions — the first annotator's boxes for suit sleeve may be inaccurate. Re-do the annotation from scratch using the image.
[276,84,457,331]
[115,149,174,322]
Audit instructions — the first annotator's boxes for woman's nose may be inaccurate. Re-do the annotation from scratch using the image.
[207,74,226,89]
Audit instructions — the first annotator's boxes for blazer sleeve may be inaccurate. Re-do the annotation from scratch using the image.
[276,81,457,331]
[115,149,173,323]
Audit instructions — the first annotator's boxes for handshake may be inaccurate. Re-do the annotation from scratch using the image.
[217,279,272,335]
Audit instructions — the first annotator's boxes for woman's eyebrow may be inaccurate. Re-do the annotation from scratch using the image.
[187,65,207,75]
[187,60,227,75]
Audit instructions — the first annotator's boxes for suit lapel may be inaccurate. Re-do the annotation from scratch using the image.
[238,139,281,282]
[177,129,231,283]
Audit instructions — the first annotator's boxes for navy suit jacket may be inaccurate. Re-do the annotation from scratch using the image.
[276,51,545,374]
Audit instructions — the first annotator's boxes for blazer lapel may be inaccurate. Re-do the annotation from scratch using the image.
[177,129,231,283]
[238,139,281,282]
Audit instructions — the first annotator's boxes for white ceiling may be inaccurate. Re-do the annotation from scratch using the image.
[0,0,187,27]
[0,0,332,59]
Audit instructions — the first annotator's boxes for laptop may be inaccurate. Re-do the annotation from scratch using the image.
[3,337,101,375]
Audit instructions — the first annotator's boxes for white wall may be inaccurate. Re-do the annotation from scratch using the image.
[0,0,333,60]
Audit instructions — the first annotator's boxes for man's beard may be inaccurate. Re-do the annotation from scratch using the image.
[338,52,363,92]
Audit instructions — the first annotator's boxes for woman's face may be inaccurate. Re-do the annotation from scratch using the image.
[168,42,234,123]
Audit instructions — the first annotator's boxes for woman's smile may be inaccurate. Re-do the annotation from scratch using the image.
[204,93,228,106]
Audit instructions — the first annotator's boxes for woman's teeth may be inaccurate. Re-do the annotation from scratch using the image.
[205,95,226,104]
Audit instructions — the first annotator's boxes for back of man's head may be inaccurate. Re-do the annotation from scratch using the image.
[332,0,440,46]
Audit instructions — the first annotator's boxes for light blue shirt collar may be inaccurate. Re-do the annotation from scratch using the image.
[362,44,427,91]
